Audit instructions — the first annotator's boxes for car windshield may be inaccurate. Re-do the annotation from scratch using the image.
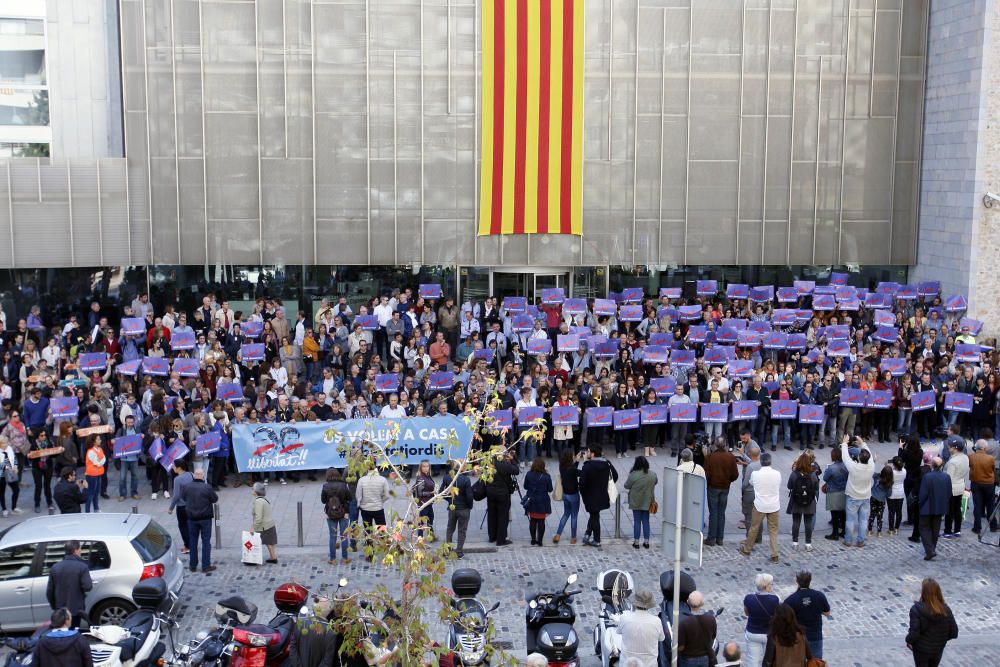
[131,520,172,562]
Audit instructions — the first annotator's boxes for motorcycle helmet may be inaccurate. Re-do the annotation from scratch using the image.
[273,582,309,613]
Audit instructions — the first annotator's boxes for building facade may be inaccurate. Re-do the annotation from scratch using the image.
[0,0,998,331]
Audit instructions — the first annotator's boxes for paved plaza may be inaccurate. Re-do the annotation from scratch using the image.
[3,443,998,665]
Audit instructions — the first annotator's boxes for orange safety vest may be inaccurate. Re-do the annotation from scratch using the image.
[85,446,106,477]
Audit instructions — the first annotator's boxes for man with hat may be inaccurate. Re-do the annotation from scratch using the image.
[617,589,664,666]
[943,437,970,537]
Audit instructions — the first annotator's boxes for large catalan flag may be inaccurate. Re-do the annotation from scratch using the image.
[479,0,585,236]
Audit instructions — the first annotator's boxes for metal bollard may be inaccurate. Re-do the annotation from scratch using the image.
[614,495,622,538]
[132,505,138,514]
[297,501,304,547]
[213,502,222,549]
[48,506,55,516]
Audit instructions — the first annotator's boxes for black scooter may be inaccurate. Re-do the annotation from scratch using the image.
[525,573,582,667]
[446,568,501,665]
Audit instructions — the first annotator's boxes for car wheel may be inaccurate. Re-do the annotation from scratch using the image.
[90,598,136,626]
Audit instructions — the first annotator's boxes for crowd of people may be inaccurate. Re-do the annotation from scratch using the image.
[0,276,979,667]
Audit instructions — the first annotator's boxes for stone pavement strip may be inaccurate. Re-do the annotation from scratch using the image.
[2,446,999,665]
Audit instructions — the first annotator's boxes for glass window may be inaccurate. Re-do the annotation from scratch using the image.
[131,520,172,562]
[0,544,37,581]
[40,541,111,574]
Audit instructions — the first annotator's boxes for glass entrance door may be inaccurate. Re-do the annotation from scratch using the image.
[490,269,570,303]
[533,272,569,298]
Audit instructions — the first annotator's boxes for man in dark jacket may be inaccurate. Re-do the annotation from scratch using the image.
[320,468,353,565]
[918,457,952,561]
[179,469,219,572]
[441,460,475,558]
[53,468,85,514]
[45,541,93,628]
[579,445,618,547]
[703,438,739,546]
[33,608,93,667]
[486,450,518,546]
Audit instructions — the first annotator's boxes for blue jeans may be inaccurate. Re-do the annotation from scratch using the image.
[348,498,359,550]
[678,657,709,667]
[556,492,580,538]
[633,509,650,542]
[771,421,791,447]
[118,460,139,497]
[187,518,213,570]
[807,638,823,660]
[707,487,729,542]
[897,408,913,435]
[844,496,870,545]
[327,517,349,559]
[85,475,102,512]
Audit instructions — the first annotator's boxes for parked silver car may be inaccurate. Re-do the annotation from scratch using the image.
[0,513,184,631]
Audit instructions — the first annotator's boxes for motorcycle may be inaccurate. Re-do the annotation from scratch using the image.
[657,571,723,667]
[1,632,40,667]
[444,568,501,666]
[85,577,179,667]
[591,569,634,667]
[174,581,309,666]
[525,573,582,667]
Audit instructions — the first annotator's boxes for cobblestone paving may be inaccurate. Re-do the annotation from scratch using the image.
[3,444,998,665]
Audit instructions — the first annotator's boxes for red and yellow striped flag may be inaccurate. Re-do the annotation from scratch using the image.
[479,0,585,236]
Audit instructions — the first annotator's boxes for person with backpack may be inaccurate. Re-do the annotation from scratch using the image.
[786,453,819,551]
[321,467,354,565]
[441,460,474,559]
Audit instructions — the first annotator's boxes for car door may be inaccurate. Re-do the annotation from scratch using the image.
[32,541,112,625]
[0,542,42,631]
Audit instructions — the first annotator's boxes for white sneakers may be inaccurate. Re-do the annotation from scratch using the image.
[164,491,171,499]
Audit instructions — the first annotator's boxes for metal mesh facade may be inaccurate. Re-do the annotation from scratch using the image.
[0,0,929,269]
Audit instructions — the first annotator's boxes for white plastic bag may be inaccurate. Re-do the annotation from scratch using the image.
[241,530,263,565]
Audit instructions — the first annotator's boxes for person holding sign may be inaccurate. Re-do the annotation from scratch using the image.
[115,415,141,501]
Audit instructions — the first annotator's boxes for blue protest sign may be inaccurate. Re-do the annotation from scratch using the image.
[621,287,644,303]
[944,392,973,413]
[731,401,758,421]
[112,434,143,459]
[813,295,836,311]
[147,437,164,462]
[552,405,580,426]
[737,330,762,347]
[799,404,824,424]
[701,404,728,423]
[613,409,640,430]
[116,359,141,376]
[728,360,755,378]
[640,404,668,424]
[748,321,772,334]
[121,318,145,336]
[160,439,189,471]
[649,332,672,346]
[771,400,798,420]
[142,357,169,376]
[678,305,702,321]
[956,344,981,363]
[196,431,222,456]
[772,309,797,326]
[517,406,545,426]
[502,296,527,313]
[917,281,940,297]
[619,305,643,322]
[488,409,513,430]
[51,397,79,419]
[171,330,196,350]
[896,284,917,300]
[557,334,580,352]
[880,358,907,376]
[512,315,534,333]
[643,345,669,364]
[960,317,984,335]
[473,348,495,363]
[776,287,798,303]
[241,343,266,362]
[355,315,379,331]
[540,288,565,305]
[763,332,787,349]
[429,371,455,390]
[375,374,400,393]
[687,326,708,343]
[703,346,734,364]
[945,295,967,312]
[669,403,697,423]
[838,298,860,311]
[231,416,473,472]
[660,287,682,299]
[242,320,264,338]
[586,407,613,427]
[527,337,552,355]
[910,391,935,411]
[696,280,717,296]
[866,390,893,409]
[825,325,850,340]
[874,310,895,327]
[172,358,200,378]
[750,286,774,302]
[594,341,618,358]
[835,286,856,302]
[827,340,850,357]
[650,377,676,397]
[716,327,739,344]
[593,299,617,316]
[829,272,848,286]
[726,284,749,299]
[216,382,244,402]
[563,298,588,315]
[874,326,898,344]
[671,350,696,367]
[785,334,807,351]
[839,388,867,408]
[78,352,108,372]
[418,283,443,299]
[794,280,815,295]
